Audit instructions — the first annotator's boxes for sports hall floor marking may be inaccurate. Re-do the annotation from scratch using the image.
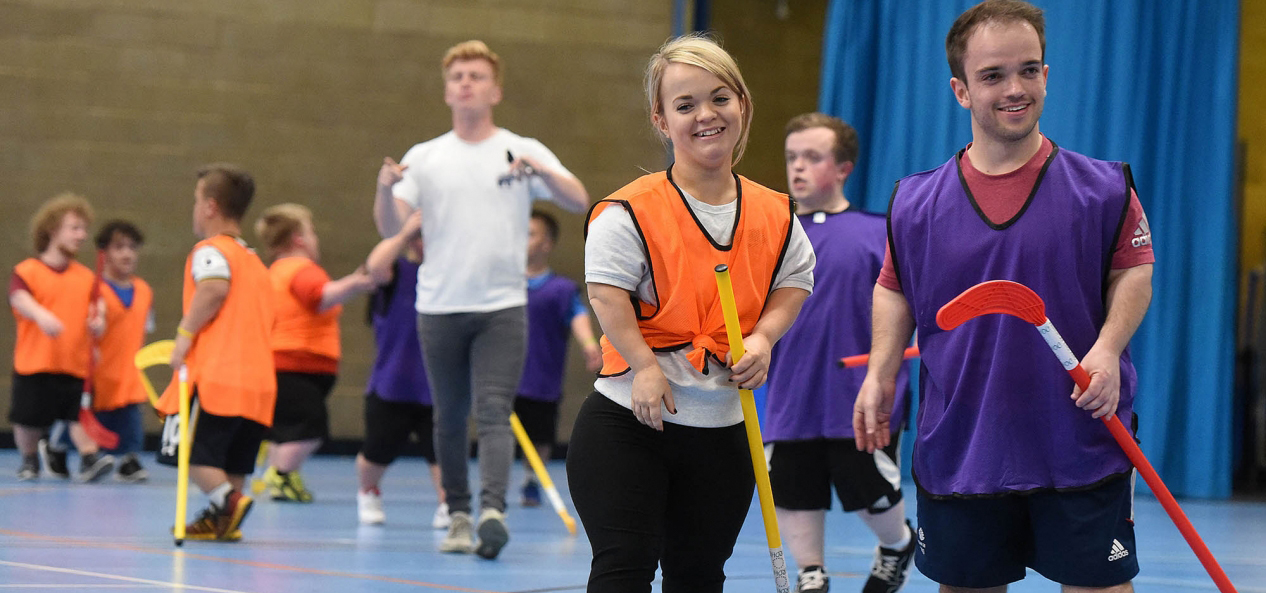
[0,586,171,589]
[0,559,253,593]
[0,486,59,497]
[0,529,503,593]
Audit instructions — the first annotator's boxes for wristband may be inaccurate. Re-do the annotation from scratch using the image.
[176,326,194,339]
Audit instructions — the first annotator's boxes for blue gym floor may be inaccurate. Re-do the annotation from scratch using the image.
[0,452,1262,592]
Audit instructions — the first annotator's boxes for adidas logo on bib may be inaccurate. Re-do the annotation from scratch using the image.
[1108,539,1130,562]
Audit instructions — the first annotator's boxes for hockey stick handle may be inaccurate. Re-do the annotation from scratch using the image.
[174,365,191,546]
[838,346,920,368]
[78,250,119,449]
[715,265,791,593]
[509,413,577,535]
[1036,320,1237,593]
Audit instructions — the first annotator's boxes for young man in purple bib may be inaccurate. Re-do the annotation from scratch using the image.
[514,209,601,506]
[768,113,914,593]
[854,1,1155,591]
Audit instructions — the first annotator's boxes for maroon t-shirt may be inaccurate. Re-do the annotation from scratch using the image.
[878,136,1154,291]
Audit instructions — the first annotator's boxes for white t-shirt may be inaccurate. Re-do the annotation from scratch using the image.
[191,245,231,282]
[393,128,576,314]
[585,187,816,428]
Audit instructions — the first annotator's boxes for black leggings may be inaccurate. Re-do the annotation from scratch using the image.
[566,392,755,593]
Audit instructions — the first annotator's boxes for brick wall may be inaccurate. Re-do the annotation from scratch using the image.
[712,0,826,193]
[0,0,672,439]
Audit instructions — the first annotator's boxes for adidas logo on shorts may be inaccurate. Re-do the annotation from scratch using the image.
[1108,539,1130,562]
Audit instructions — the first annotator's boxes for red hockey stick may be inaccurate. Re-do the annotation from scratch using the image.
[837,346,920,368]
[81,250,120,449]
[937,280,1235,593]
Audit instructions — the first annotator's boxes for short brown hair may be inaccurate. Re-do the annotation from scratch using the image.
[30,192,93,253]
[196,163,255,222]
[946,0,1045,84]
[95,220,144,250]
[254,203,312,256]
[785,113,859,166]
[531,209,560,243]
[442,40,502,86]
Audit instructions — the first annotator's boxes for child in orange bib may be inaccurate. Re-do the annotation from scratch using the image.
[9,193,115,483]
[157,164,275,542]
[92,221,154,483]
[253,203,376,503]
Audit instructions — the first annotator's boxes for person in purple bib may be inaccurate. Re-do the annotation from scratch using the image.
[768,113,915,593]
[854,1,1155,591]
[355,211,447,529]
[514,209,602,506]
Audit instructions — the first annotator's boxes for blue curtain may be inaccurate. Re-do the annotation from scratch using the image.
[819,0,1240,498]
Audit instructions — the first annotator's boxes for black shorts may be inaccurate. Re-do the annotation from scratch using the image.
[513,396,560,447]
[360,392,435,465]
[914,475,1139,588]
[267,371,335,443]
[9,372,83,428]
[767,437,903,513]
[156,392,267,476]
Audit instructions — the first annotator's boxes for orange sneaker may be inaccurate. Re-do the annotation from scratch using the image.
[219,490,254,537]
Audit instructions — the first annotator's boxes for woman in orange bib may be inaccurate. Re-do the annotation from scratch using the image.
[566,34,815,593]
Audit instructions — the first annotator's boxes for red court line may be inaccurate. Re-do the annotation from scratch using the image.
[0,528,503,593]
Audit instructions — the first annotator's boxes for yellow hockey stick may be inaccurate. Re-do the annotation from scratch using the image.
[714,264,790,593]
[510,413,577,535]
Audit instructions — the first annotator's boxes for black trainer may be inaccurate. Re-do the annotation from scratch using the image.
[796,565,829,593]
[77,452,115,483]
[862,520,916,593]
[116,454,148,483]
[16,455,39,481]
[38,439,70,479]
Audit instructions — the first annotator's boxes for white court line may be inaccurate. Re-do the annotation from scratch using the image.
[0,585,164,588]
[0,560,255,593]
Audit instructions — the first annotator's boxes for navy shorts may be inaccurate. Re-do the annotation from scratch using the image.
[915,474,1139,588]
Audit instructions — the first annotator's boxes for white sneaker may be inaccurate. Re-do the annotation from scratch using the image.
[432,502,451,530]
[439,511,475,553]
[357,490,385,525]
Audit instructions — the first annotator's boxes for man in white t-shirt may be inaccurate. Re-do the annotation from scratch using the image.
[373,40,589,560]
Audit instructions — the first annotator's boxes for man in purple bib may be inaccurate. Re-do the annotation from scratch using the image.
[515,210,602,506]
[854,1,1155,591]
[767,113,915,593]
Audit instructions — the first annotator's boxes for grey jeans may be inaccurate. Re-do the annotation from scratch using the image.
[417,306,526,514]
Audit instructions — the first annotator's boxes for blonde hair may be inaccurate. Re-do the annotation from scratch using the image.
[442,40,502,86]
[254,203,312,257]
[645,33,754,165]
[30,192,93,253]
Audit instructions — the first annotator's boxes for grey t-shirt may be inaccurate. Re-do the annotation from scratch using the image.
[585,188,815,428]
